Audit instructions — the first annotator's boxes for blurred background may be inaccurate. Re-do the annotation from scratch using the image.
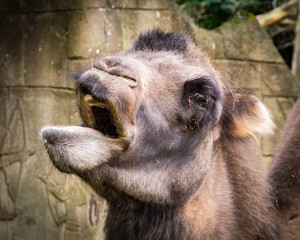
[0,0,299,239]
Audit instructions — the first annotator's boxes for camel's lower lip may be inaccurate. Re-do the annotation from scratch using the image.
[40,125,103,144]
[40,125,132,172]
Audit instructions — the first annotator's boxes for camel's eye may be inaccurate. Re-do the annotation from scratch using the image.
[190,92,209,108]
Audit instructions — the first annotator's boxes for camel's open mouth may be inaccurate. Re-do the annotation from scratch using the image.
[83,94,122,139]
[91,105,119,138]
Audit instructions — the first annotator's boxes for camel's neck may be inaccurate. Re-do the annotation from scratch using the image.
[104,200,189,240]
[180,149,236,240]
[103,149,235,240]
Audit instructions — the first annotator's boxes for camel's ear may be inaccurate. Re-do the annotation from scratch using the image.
[222,93,275,138]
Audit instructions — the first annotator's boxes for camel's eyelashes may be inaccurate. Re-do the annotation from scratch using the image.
[189,92,210,110]
[192,93,209,106]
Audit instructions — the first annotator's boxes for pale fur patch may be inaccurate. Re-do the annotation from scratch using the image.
[232,100,275,138]
[40,126,125,171]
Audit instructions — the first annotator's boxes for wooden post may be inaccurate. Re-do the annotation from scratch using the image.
[292,0,300,80]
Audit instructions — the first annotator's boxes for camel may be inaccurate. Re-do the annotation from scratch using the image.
[269,98,300,240]
[41,29,299,239]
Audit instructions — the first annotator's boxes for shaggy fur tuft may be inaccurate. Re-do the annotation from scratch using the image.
[132,29,188,53]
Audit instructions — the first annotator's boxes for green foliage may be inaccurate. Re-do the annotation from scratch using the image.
[175,0,284,29]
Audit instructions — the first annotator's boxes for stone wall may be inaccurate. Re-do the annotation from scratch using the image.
[0,1,299,239]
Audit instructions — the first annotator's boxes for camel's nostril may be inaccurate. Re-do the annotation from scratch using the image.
[93,57,139,86]
[94,56,121,70]
[102,59,116,68]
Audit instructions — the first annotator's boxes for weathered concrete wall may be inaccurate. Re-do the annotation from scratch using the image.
[0,1,299,239]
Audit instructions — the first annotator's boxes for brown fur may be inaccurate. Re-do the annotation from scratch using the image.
[269,98,300,240]
[181,142,235,239]
[41,29,285,239]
